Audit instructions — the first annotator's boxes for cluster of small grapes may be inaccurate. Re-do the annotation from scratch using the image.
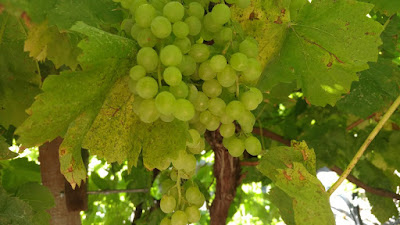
[159,170,205,225]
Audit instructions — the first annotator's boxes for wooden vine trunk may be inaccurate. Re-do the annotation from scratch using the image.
[39,137,82,225]
[205,131,241,225]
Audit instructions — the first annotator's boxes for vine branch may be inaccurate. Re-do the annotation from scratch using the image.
[328,95,400,195]
[87,188,149,195]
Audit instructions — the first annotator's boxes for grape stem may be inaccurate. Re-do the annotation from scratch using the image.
[327,95,400,196]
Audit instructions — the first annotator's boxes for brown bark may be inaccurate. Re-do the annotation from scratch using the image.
[39,137,82,225]
[205,131,241,225]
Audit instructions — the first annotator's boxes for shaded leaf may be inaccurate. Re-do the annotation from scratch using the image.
[0,136,18,160]
[359,0,400,15]
[0,186,34,225]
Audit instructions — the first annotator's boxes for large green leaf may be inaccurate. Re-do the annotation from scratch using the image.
[258,141,335,225]
[359,0,400,15]
[0,186,34,225]
[259,0,383,106]
[0,14,41,128]
[1,158,41,193]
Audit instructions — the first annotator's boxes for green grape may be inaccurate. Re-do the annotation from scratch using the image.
[226,84,237,94]
[130,23,142,40]
[160,195,176,213]
[216,27,233,42]
[192,91,209,111]
[138,99,160,123]
[155,91,176,115]
[160,217,172,225]
[163,66,182,86]
[174,37,192,54]
[171,210,188,225]
[160,179,175,194]
[201,28,214,41]
[217,65,237,87]
[198,60,216,81]
[129,0,147,14]
[171,150,196,172]
[220,110,234,124]
[187,129,201,148]
[219,123,235,137]
[240,88,263,110]
[230,52,248,71]
[237,110,255,133]
[241,58,262,81]
[129,65,146,81]
[245,136,262,155]
[225,100,245,120]
[190,121,207,135]
[199,110,212,125]
[160,45,183,66]
[136,77,158,99]
[135,4,156,28]
[206,114,220,131]
[185,186,205,206]
[239,38,258,58]
[210,55,227,72]
[188,84,199,102]
[185,206,201,223]
[202,79,222,98]
[189,44,210,63]
[185,16,202,36]
[160,113,175,122]
[179,56,197,77]
[163,1,184,23]
[173,99,195,121]
[173,21,189,38]
[208,98,226,116]
[137,47,159,72]
[211,4,231,25]
[187,2,204,19]
[150,16,172,39]
[189,137,205,154]
[169,81,189,98]
[120,0,134,9]
[137,28,157,47]
[203,13,222,33]
[189,111,200,124]
[121,19,133,34]
[225,137,245,157]
[236,0,251,8]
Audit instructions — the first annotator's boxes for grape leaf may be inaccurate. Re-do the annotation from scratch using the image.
[1,158,41,193]
[381,16,400,57]
[259,0,383,106]
[0,186,34,225]
[359,0,400,15]
[24,21,81,70]
[0,14,41,128]
[0,136,17,160]
[337,58,400,118]
[269,187,295,225]
[0,0,122,30]
[366,193,399,224]
[258,141,335,225]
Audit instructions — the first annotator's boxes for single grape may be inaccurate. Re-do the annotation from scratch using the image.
[225,137,245,157]
[239,38,258,58]
[128,0,147,14]
[151,16,172,39]
[217,65,237,87]
[240,88,262,110]
[185,16,202,36]
[163,66,182,86]
[188,84,199,102]
[210,55,227,72]
[137,47,159,72]
[236,0,251,8]
[206,114,220,131]
[202,79,222,98]
[199,110,212,125]
[219,123,235,137]
[188,137,205,154]
[237,110,255,133]
[136,77,158,99]
[160,195,176,213]
[187,129,201,148]
[192,91,209,111]
[129,65,146,80]
[171,210,188,225]
[160,45,183,66]
[225,100,245,120]
[121,19,133,34]
[169,81,189,98]
[215,27,232,42]
[130,23,142,40]
[230,52,248,71]
[203,13,222,33]
[171,150,196,172]
[160,217,172,225]
[198,60,217,81]
[245,136,262,155]
[135,4,156,28]
[155,91,176,115]
[138,99,160,123]
[160,113,175,122]
[211,4,231,25]
[174,37,192,54]
[173,21,189,38]
[189,44,210,63]
[185,206,201,223]
[173,99,195,121]
[190,121,207,136]
[137,28,157,47]
[163,1,184,23]
[241,58,262,81]
[201,28,214,41]
[208,98,226,116]
[220,110,234,124]
[185,186,204,206]
[187,2,204,19]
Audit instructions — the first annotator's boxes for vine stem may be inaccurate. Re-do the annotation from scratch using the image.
[327,95,400,195]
